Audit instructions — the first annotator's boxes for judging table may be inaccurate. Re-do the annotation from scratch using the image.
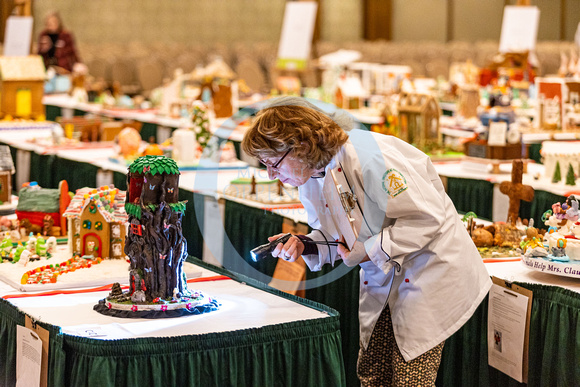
[0,258,345,387]
[3,122,580,385]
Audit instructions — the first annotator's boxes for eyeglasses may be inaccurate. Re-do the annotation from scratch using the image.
[260,149,291,172]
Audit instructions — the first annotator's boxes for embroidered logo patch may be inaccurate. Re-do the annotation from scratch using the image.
[382,169,407,197]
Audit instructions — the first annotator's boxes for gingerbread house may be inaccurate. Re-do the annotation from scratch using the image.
[64,186,128,259]
[397,92,441,150]
[16,180,71,236]
[0,55,45,119]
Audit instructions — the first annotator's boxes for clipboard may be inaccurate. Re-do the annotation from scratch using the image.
[322,169,359,249]
[489,276,533,383]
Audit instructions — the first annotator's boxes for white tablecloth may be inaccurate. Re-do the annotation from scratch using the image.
[0,264,328,340]
[485,260,580,294]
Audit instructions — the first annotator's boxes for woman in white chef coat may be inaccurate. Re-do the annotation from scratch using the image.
[241,96,491,386]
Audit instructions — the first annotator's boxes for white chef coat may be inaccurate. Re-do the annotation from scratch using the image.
[300,130,491,361]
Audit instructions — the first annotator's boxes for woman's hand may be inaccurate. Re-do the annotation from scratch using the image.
[337,236,370,266]
[269,233,305,262]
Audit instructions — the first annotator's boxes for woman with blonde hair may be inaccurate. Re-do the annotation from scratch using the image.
[37,11,81,73]
[242,96,491,386]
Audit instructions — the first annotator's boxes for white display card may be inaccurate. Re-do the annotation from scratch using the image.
[487,280,532,383]
[203,196,224,266]
[4,16,33,57]
[487,122,508,146]
[499,6,540,53]
[277,1,318,70]
[16,325,42,387]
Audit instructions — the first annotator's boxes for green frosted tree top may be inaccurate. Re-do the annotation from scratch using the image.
[129,155,180,176]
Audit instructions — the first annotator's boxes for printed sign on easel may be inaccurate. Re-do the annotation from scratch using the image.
[3,16,33,57]
[499,6,540,53]
[276,1,318,70]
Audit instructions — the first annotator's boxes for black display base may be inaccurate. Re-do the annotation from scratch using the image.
[93,298,220,319]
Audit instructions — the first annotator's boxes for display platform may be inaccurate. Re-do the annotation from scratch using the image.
[0,258,345,387]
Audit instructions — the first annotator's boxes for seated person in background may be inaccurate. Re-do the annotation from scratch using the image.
[37,11,81,73]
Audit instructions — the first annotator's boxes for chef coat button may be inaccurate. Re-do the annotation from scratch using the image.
[337,168,342,172]
[325,204,328,207]
[405,278,409,283]
[363,281,368,285]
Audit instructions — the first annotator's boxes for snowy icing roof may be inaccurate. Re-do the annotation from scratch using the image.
[0,56,45,81]
[541,141,580,156]
[64,186,128,223]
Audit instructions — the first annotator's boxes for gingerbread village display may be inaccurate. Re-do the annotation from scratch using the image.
[95,155,219,317]
[466,158,580,277]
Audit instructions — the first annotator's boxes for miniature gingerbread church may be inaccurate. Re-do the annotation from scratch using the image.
[64,186,128,259]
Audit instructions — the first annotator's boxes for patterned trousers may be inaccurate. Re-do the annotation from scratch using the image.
[357,306,445,387]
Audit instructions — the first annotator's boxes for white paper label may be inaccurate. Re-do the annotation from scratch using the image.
[487,283,528,382]
[16,325,42,387]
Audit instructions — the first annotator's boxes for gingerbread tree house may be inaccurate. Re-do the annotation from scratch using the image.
[124,155,190,301]
[0,55,45,119]
[64,186,128,259]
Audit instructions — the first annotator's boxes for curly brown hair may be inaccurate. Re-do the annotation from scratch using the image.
[242,104,349,170]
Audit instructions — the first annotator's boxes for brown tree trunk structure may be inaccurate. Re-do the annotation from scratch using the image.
[125,203,189,301]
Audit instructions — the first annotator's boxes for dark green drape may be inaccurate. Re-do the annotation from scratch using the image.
[113,171,128,191]
[222,199,282,278]
[51,157,99,192]
[29,153,56,188]
[45,105,61,122]
[0,259,345,387]
[140,122,158,142]
[436,282,580,386]
[528,143,542,164]
[446,177,494,220]
[180,191,205,260]
[519,190,566,229]
[306,265,361,387]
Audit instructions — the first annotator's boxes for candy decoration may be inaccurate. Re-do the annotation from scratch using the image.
[22,255,102,285]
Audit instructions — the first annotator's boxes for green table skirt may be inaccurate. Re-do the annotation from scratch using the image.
[222,199,361,386]
[437,283,580,386]
[0,259,345,387]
